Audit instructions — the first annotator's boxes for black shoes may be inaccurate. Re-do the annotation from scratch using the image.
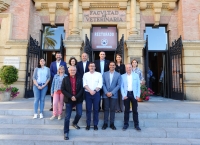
[102,123,108,130]
[135,126,141,131]
[94,125,98,130]
[122,125,129,131]
[110,124,116,130]
[49,108,53,111]
[72,124,80,129]
[86,125,90,130]
[64,133,69,140]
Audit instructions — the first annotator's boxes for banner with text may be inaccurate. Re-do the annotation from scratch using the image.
[91,27,117,51]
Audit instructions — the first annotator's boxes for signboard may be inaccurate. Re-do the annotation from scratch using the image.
[83,10,126,22]
[3,57,20,69]
[91,27,117,51]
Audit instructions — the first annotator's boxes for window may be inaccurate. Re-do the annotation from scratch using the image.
[144,26,167,50]
[42,26,65,50]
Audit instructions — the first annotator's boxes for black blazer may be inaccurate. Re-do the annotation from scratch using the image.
[115,63,126,75]
[61,75,84,103]
[76,61,90,78]
[94,59,110,73]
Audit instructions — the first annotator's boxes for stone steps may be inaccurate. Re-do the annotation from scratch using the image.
[1,109,200,119]
[1,115,200,128]
[0,135,200,145]
[1,124,200,139]
[1,105,200,144]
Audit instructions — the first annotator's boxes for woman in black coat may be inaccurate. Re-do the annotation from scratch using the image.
[115,54,125,113]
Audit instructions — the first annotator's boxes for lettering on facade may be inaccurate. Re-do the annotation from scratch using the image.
[3,57,20,69]
[83,10,126,22]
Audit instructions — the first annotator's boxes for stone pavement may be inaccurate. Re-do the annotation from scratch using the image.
[0,96,200,145]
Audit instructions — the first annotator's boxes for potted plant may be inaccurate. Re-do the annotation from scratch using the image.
[138,84,154,102]
[0,65,19,101]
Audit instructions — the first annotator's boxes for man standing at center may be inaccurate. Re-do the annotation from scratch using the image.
[83,62,102,130]
[102,61,121,130]
[94,51,110,111]
[121,64,141,131]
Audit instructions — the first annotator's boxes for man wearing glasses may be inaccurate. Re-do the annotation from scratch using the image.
[83,62,103,131]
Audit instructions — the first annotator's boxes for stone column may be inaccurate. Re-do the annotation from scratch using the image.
[71,0,80,35]
[64,0,83,62]
[129,0,138,36]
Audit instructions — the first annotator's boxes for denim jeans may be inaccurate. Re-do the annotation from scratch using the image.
[33,85,48,114]
[85,91,101,126]
[64,102,82,133]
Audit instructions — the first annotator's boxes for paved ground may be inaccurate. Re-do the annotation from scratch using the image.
[1,95,200,113]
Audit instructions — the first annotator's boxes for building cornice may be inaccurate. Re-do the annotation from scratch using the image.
[33,0,70,25]
[138,0,177,26]
[81,0,128,10]
[0,0,11,12]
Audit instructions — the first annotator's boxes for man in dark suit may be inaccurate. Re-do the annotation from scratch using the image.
[76,52,90,78]
[49,52,68,111]
[61,66,84,140]
[94,51,110,74]
[94,51,110,111]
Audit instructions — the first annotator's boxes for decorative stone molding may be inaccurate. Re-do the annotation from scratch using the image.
[0,0,11,12]
[33,0,70,25]
[138,0,177,26]
[81,0,128,10]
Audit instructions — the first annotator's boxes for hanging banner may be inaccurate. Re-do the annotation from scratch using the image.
[91,27,117,51]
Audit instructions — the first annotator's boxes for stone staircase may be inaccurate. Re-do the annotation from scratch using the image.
[1,109,200,145]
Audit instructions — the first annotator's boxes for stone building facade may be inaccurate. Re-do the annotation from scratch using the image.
[0,0,199,100]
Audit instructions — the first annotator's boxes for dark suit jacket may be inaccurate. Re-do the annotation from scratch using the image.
[61,75,84,103]
[94,59,110,73]
[76,61,90,78]
[50,61,68,79]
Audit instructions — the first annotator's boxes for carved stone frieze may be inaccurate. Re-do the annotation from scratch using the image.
[33,0,70,25]
[138,0,177,26]
[81,0,128,10]
[0,0,11,12]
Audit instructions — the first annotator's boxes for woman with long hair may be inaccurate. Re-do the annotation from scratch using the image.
[33,58,50,119]
[115,54,125,113]
[50,66,67,120]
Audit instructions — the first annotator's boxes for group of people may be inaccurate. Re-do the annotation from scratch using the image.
[32,51,144,140]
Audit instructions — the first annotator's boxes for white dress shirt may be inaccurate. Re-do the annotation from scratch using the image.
[109,71,114,85]
[83,71,103,91]
[56,60,61,70]
[83,61,87,73]
[127,73,133,91]
[100,60,105,75]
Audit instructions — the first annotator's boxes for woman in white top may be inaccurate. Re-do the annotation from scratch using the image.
[33,58,50,119]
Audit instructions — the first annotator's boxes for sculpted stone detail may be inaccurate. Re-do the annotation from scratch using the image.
[0,0,11,12]
[33,0,69,25]
[82,1,128,10]
[139,0,177,26]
